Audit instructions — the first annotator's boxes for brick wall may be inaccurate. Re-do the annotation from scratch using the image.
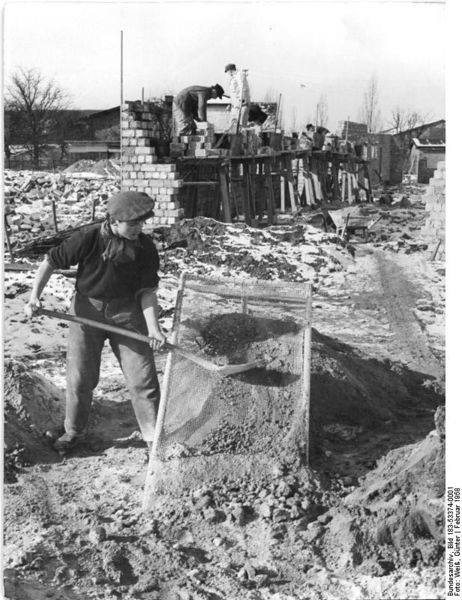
[121,101,183,225]
[421,161,445,260]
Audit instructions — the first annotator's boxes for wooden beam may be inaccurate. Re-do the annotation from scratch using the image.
[242,162,252,226]
[181,181,219,187]
[51,200,59,232]
[264,158,276,225]
[332,157,340,203]
[285,155,298,213]
[219,164,232,223]
[248,158,257,219]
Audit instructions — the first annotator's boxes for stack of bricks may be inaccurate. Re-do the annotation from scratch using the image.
[421,161,445,260]
[121,101,184,225]
[170,122,215,158]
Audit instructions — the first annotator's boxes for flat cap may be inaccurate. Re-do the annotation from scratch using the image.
[107,191,154,221]
[224,63,236,73]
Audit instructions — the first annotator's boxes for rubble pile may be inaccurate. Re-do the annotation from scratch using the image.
[64,158,121,178]
[160,217,347,283]
[4,169,120,250]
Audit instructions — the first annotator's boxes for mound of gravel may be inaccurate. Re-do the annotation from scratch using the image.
[4,360,65,480]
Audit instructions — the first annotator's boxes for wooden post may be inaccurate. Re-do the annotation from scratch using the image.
[303,285,312,464]
[332,156,340,203]
[280,174,286,212]
[4,214,14,260]
[143,272,186,511]
[242,161,252,226]
[264,158,275,225]
[219,163,232,223]
[363,163,372,202]
[91,197,97,222]
[341,170,346,203]
[285,155,298,213]
[51,200,59,232]
[120,30,124,182]
[248,158,257,219]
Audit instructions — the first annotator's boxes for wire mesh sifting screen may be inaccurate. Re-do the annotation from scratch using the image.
[144,274,312,506]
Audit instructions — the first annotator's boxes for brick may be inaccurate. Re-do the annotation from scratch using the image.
[192,135,207,142]
[145,155,157,164]
[194,149,207,157]
[196,122,212,131]
[140,164,163,172]
[155,164,176,172]
[134,147,157,155]
[135,139,155,147]
[135,129,151,138]
[123,129,135,138]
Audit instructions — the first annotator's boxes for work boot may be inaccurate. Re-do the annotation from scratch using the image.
[53,433,82,455]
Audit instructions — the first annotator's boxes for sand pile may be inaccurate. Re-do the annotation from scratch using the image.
[315,407,445,576]
[3,360,65,481]
[64,159,120,178]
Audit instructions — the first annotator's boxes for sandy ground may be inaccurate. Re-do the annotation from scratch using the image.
[3,171,446,600]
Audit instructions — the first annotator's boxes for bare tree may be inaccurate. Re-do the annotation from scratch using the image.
[388,107,434,174]
[315,94,329,128]
[389,106,432,133]
[5,67,70,167]
[359,75,381,133]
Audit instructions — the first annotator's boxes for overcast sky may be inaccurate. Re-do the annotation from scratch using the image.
[3,0,445,133]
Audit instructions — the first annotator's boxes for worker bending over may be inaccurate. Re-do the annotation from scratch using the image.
[173,84,224,136]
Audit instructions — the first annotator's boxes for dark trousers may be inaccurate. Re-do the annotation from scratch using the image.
[65,293,160,441]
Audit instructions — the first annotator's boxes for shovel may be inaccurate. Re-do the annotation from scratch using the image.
[37,308,264,377]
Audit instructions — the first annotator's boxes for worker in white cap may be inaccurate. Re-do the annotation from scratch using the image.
[224,63,251,132]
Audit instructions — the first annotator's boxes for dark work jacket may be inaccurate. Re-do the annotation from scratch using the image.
[48,226,160,300]
[174,86,210,121]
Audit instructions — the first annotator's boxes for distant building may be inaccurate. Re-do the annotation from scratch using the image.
[368,119,445,185]
[337,120,368,142]
[408,138,445,183]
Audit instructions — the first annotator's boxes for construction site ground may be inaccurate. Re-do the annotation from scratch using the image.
[3,168,446,600]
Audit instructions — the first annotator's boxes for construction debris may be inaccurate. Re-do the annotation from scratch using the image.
[2,162,446,599]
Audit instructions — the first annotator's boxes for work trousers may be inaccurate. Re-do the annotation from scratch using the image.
[65,293,160,441]
[229,104,249,133]
[172,102,196,136]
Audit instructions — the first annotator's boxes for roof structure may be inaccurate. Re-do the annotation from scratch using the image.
[411,137,445,149]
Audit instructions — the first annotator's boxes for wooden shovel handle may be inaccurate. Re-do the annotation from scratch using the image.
[36,308,218,371]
